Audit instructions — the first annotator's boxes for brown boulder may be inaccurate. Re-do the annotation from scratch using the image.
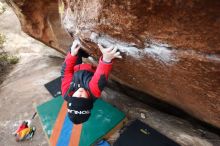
[6,0,220,128]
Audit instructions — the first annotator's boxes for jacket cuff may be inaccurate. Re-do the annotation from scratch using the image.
[100,56,113,64]
[98,57,113,73]
[65,52,78,64]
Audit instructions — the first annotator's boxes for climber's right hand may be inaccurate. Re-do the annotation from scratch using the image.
[98,44,122,63]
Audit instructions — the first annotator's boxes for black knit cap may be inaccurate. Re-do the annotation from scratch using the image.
[67,96,93,124]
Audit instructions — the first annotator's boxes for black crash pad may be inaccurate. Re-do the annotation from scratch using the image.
[44,76,61,97]
[114,119,180,146]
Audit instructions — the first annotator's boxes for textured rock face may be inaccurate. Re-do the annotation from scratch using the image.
[6,0,72,53]
[6,0,220,128]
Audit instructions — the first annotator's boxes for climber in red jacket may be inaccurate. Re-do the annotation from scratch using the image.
[61,40,122,124]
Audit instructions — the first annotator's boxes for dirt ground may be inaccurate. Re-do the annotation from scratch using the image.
[0,2,219,146]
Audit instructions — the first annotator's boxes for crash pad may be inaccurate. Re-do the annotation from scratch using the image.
[113,119,180,146]
[44,76,61,97]
[37,96,126,146]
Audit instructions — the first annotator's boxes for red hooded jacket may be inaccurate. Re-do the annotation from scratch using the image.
[61,52,112,100]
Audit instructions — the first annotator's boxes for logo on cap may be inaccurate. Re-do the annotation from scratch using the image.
[67,109,90,115]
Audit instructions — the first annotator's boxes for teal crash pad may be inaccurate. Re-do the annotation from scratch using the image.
[36,95,126,146]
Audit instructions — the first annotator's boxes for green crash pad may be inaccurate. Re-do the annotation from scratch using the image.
[37,96,126,146]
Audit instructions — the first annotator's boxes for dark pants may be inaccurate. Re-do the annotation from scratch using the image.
[75,49,89,65]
